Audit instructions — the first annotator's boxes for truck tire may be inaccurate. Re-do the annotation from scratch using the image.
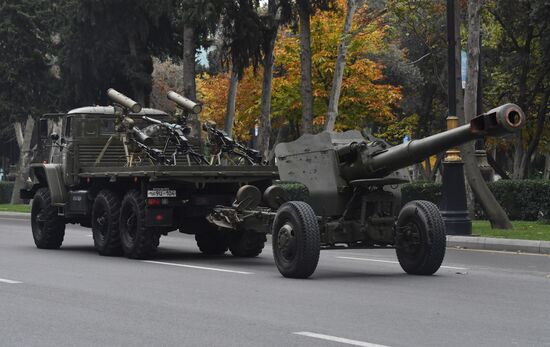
[31,188,65,249]
[92,190,122,256]
[272,201,320,279]
[228,231,266,257]
[395,200,446,275]
[195,221,228,255]
[119,190,160,259]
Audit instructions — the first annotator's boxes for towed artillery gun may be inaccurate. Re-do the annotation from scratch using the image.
[21,89,524,279]
[209,103,525,277]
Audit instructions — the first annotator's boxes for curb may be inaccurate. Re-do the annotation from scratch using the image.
[447,235,550,255]
[0,211,31,220]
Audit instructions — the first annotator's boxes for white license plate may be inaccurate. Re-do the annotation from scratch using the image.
[147,189,176,198]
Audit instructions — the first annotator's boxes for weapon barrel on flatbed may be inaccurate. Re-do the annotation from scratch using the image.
[142,115,162,125]
[167,91,202,114]
[132,127,153,147]
[339,103,525,180]
[107,88,142,113]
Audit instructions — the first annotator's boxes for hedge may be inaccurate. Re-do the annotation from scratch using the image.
[402,180,550,221]
[275,181,310,202]
[0,181,14,204]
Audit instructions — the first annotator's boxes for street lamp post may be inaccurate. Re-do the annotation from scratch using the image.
[440,0,472,235]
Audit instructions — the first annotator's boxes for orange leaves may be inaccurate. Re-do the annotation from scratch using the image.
[196,0,402,139]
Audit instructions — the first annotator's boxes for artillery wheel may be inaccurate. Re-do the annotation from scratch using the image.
[194,220,228,255]
[31,188,65,249]
[272,201,320,279]
[92,190,122,256]
[119,190,160,259]
[228,230,266,257]
[395,200,446,275]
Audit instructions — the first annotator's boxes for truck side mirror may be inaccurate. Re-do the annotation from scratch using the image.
[50,132,60,141]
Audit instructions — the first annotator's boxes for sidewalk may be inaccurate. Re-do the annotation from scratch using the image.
[1,211,549,255]
[447,235,550,255]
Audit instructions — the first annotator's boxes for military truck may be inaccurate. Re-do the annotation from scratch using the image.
[21,89,525,279]
[21,90,278,262]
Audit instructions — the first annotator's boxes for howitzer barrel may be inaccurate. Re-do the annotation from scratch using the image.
[339,103,525,180]
[107,88,142,113]
[167,91,202,114]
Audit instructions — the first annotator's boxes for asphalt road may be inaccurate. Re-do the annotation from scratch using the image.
[1,216,549,347]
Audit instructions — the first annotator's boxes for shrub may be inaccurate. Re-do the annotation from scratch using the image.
[402,179,550,221]
[480,180,550,221]
[0,181,14,203]
[401,181,442,206]
[275,181,310,202]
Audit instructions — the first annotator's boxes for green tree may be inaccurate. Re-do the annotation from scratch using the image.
[57,0,175,108]
[0,0,60,203]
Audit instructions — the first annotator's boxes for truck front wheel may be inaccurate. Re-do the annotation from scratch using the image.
[119,190,160,259]
[92,190,122,256]
[31,188,65,249]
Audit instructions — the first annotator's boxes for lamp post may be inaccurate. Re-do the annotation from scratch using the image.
[440,0,472,235]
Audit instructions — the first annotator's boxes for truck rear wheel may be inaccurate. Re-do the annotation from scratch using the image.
[92,190,122,256]
[119,190,160,259]
[272,201,320,279]
[195,220,228,255]
[228,231,266,257]
[395,200,446,275]
[31,188,65,249]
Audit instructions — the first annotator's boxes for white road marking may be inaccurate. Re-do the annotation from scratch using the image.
[0,217,29,222]
[336,256,468,271]
[294,332,390,347]
[142,261,253,275]
[0,278,22,284]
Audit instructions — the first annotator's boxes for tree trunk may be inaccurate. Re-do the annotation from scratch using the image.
[298,0,314,134]
[183,25,201,146]
[324,0,364,131]
[128,34,146,105]
[519,89,550,178]
[258,0,279,160]
[11,116,35,204]
[462,0,512,229]
[14,122,24,149]
[224,69,239,137]
[544,152,550,180]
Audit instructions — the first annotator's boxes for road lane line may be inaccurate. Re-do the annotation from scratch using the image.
[142,261,254,275]
[293,332,390,347]
[336,256,468,271]
[0,278,22,284]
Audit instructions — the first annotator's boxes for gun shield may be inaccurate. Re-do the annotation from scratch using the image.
[167,91,202,114]
[107,88,142,113]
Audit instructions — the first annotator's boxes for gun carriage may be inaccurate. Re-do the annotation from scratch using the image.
[21,88,524,279]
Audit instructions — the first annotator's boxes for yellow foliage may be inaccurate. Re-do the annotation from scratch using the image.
[197,0,402,138]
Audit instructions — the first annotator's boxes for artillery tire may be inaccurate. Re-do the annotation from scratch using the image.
[395,200,446,275]
[31,188,65,249]
[92,190,122,256]
[195,220,228,255]
[228,231,266,257]
[272,201,320,279]
[119,190,160,259]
